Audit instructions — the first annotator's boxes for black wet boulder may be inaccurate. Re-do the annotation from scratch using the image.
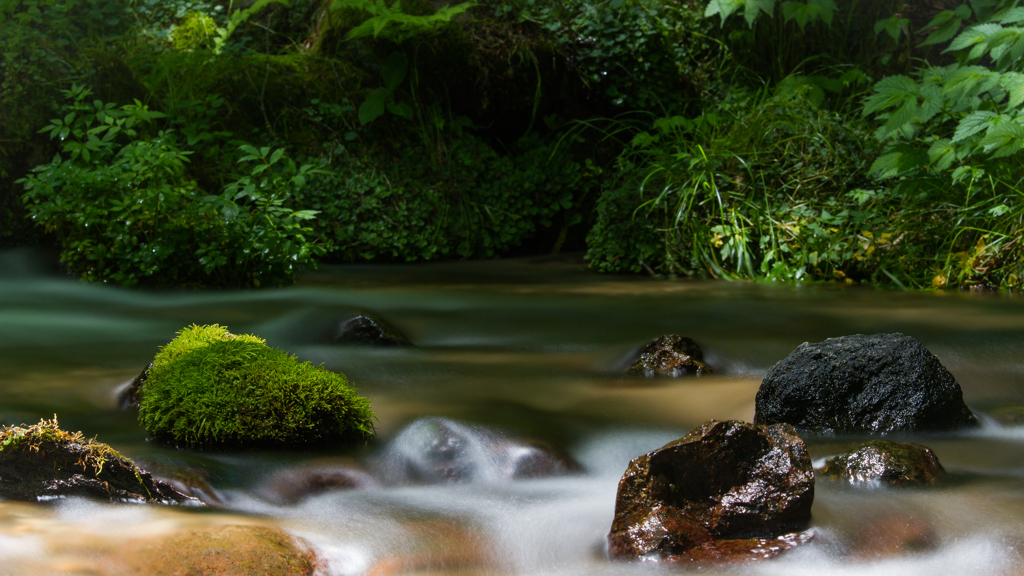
[755,333,977,433]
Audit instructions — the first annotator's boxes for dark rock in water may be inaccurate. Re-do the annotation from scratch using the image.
[329,313,411,347]
[849,515,938,559]
[375,417,579,485]
[989,405,1024,426]
[755,333,978,433]
[607,419,814,563]
[116,362,152,410]
[627,335,712,377]
[820,440,944,486]
[116,524,320,576]
[0,417,202,505]
[257,461,378,504]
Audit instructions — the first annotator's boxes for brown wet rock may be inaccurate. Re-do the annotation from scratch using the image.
[114,524,321,576]
[375,417,579,485]
[627,335,712,377]
[329,312,411,347]
[755,333,978,433]
[0,417,201,505]
[608,419,814,563]
[850,515,938,559]
[820,440,944,486]
[257,460,379,504]
[363,520,494,576]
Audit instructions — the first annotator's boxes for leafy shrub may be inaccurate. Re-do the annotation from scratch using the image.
[139,324,375,447]
[586,89,880,281]
[17,86,323,288]
[298,130,580,261]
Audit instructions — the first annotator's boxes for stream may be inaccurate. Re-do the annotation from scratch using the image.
[2,247,1024,575]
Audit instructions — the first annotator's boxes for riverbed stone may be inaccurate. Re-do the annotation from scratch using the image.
[256,460,379,504]
[607,419,814,563]
[820,440,944,486]
[989,405,1024,426]
[329,312,411,346]
[627,335,712,377]
[849,515,938,559]
[0,417,201,504]
[755,333,978,433]
[114,524,320,576]
[375,417,579,485]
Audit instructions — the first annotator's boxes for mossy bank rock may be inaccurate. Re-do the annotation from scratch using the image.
[755,333,978,433]
[820,440,944,486]
[627,335,712,377]
[608,420,814,564]
[0,418,200,504]
[137,324,375,448]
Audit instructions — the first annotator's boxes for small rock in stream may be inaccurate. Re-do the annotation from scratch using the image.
[328,312,411,347]
[374,417,579,485]
[607,419,814,564]
[256,460,379,504]
[0,417,201,505]
[820,440,944,486]
[848,515,938,559]
[755,333,978,433]
[627,334,712,377]
[116,362,152,410]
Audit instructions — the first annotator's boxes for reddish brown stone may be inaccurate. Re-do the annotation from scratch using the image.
[608,420,814,562]
[850,515,938,559]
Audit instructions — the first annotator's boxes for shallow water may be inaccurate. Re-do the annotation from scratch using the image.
[3,248,1024,575]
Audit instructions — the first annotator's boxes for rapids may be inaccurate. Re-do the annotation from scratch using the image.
[2,247,1024,575]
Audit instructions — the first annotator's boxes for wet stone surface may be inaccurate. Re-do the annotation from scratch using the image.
[755,333,978,433]
[328,313,411,347]
[256,461,379,504]
[627,335,712,377]
[607,419,814,563]
[820,440,945,486]
[0,418,201,505]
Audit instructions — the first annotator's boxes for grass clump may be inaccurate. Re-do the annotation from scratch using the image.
[139,324,376,448]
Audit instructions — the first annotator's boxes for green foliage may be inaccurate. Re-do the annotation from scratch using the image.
[139,324,375,447]
[509,0,722,113]
[334,0,474,42]
[171,11,218,51]
[17,86,324,288]
[297,130,580,261]
[587,89,880,281]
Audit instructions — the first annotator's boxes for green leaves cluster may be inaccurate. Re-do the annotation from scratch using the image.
[334,0,474,42]
[17,86,323,288]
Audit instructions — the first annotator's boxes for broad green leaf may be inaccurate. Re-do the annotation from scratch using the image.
[358,89,388,124]
[705,0,744,24]
[381,52,407,92]
[947,22,1002,53]
[927,138,958,171]
[952,110,999,142]
[862,74,919,116]
[1000,71,1024,108]
[744,0,775,26]
[943,65,1000,99]
[875,14,908,41]
[868,144,926,179]
[920,16,962,46]
[1001,7,1024,24]
[979,119,1024,157]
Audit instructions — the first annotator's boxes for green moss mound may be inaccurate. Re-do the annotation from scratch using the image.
[139,324,375,448]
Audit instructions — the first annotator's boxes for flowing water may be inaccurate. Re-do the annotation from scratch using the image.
[3,247,1024,575]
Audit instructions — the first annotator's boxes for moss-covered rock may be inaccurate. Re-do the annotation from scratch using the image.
[0,417,200,504]
[137,324,376,448]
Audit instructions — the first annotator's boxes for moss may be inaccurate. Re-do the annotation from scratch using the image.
[172,12,219,51]
[0,416,132,478]
[138,324,376,448]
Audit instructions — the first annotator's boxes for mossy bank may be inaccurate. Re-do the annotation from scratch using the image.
[137,324,375,448]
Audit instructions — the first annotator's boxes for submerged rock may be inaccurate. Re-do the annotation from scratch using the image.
[116,362,151,410]
[607,419,814,563]
[989,405,1024,426]
[329,312,411,347]
[374,417,579,485]
[0,417,201,504]
[137,324,375,448]
[849,515,938,559]
[256,460,378,504]
[755,333,978,433]
[114,524,321,576]
[820,440,944,486]
[627,335,712,377]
